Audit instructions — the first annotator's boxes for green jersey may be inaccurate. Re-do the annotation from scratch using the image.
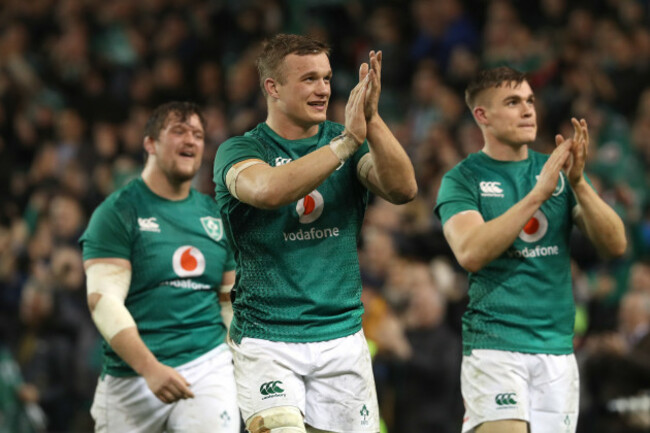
[80,178,235,377]
[213,121,370,344]
[435,150,582,355]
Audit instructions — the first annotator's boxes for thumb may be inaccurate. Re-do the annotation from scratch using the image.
[555,134,564,147]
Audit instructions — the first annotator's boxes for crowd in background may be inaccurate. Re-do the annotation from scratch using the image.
[0,0,649,432]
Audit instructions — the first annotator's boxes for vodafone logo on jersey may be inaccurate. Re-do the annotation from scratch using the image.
[172,246,205,277]
[296,190,324,224]
[519,210,548,243]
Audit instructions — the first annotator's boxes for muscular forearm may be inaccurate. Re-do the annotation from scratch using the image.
[365,116,417,203]
[234,146,341,209]
[572,179,627,257]
[447,190,546,272]
[109,326,160,376]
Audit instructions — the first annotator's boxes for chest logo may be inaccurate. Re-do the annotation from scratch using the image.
[172,246,206,277]
[296,190,324,224]
[138,217,160,232]
[480,181,504,197]
[519,209,548,243]
[200,217,224,242]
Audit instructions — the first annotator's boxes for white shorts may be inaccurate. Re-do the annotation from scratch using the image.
[90,344,241,433]
[461,349,579,433]
[229,330,379,433]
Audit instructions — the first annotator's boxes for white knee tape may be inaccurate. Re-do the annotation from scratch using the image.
[246,406,305,433]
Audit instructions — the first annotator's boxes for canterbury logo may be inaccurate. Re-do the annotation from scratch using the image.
[495,393,517,406]
[480,181,504,197]
[138,217,160,232]
[260,381,285,395]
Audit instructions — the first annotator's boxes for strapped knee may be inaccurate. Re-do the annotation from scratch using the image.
[246,406,305,433]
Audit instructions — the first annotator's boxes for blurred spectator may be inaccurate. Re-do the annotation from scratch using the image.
[0,0,648,431]
[581,290,650,432]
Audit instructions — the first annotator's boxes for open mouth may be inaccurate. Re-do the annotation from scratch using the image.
[179,150,195,158]
[308,101,327,109]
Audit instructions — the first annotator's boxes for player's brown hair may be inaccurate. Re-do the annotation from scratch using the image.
[143,101,206,141]
[256,34,330,97]
[465,66,528,109]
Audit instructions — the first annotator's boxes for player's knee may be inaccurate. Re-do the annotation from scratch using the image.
[246,406,305,433]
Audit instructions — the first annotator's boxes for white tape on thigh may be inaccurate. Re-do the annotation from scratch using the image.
[247,406,305,433]
[225,160,266,200]
[86,263,136,342]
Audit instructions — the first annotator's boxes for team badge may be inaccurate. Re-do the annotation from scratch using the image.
[200,216,223,242]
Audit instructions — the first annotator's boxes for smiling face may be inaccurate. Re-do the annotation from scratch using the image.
[475,80,537,147]
[269,52,332,130]
[146,112,205,184]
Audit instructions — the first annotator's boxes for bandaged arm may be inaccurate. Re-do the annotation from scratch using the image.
[225,133,362,209]
[85,258,160,376]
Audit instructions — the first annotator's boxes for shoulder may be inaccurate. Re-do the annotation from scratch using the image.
[443,154,479,180]
[93,179,141,216]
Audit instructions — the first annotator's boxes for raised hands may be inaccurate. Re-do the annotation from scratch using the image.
[565,118,589,187]
[343,68,370,145]
[534,137,572,201]
[359,50,382,122]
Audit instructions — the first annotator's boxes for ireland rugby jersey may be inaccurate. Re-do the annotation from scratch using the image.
[213,121,370,344]
[80,177,234,376]
[435,150,583,355]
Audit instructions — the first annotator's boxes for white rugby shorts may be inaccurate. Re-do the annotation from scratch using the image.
[90,344,240,433]
[461,349,579,433]
[228,330,380,433]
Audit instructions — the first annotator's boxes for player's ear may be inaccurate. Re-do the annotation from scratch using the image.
[143,136,156,156]
[473,106,488,126]
[265,78,280,99]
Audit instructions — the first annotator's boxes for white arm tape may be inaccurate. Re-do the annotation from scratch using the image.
[86,263,136,342]
[225,160,266,200]
[220,283,234,294]
[357,153,374,183]
[219,283,234,329]
[329,132,361,163]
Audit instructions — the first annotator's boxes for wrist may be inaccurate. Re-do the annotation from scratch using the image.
[366,113,381,128]
[570,175,587,189]
[329,132,362,162]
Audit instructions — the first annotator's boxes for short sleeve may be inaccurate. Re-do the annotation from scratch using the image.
[434,167,479,225]
[213,136,266,192]
[79,199,132,261]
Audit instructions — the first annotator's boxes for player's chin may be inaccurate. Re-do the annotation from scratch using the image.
[172,166,199,182]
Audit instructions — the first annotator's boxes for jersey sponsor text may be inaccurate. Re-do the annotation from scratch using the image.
[161,279,212,290]
[282,227,340,242]
[507,245,560,258]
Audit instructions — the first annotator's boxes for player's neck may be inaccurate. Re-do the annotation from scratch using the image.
[141,164,191,201]
[482,139,529,161]
[265,112,319,141]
